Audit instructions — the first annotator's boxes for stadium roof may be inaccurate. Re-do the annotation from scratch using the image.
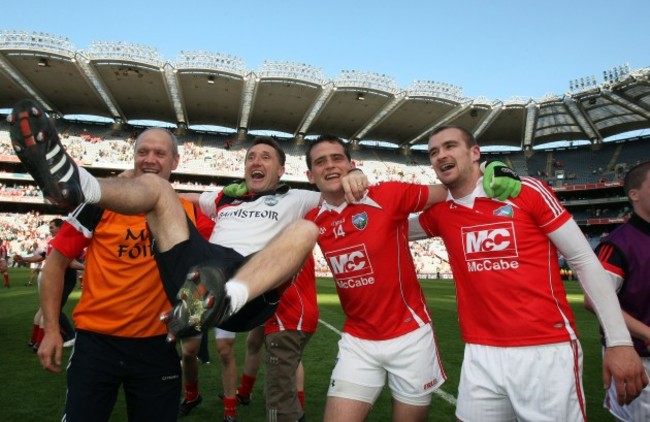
[1,30,649,150]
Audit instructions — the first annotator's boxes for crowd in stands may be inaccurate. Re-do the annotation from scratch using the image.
[0,120,645,278]
[0,121,445,185]
[0,183,42,199]
[0,207,454,278]
[2,119,649,186]
[0,211,56,266]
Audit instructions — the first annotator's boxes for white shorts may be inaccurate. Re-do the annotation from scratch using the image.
[456,341,586,422]
[604,353,650,422]
[181,327,237,353]
[214,328,236,340]
[328,324,445,406]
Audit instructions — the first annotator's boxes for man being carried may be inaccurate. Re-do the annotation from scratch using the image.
[8,99,365,349]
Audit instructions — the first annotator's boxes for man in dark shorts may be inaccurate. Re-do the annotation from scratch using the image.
[38,127,201,421]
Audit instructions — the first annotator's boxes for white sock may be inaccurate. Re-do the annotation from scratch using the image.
[224,280,250,314]
[78,167,101,203]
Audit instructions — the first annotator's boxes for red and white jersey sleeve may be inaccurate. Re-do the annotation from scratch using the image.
[306,182,431,340]
[265,254,319,335]
[418,177,575,347]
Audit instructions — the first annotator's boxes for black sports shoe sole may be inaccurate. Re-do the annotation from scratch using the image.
[8,99,83,210]
[161,263,229,342]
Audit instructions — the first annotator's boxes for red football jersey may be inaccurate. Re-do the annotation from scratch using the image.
[265,254,319,335]
[306,182,431,340]
[419,177,575,347]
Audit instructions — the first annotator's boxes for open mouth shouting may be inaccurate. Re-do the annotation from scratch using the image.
[438,161,456,174]
[251,169,265,180]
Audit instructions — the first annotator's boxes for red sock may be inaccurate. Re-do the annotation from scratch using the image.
[29,324,39,344]
[185,381,199,402]
[297,390,305,409]
[3,273,9,286]
[237,373,256,397]
[35,327,45,346]
[223,396,238,418]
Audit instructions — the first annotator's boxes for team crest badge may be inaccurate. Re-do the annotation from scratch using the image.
[264,197,279,206]
[352,212,368,230]
[494,204,514,218]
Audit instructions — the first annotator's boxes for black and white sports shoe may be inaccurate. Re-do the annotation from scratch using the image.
[8,98,84,210]
[161,263,230,342]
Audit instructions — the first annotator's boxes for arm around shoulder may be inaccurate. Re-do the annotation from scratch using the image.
[425,185,448,209]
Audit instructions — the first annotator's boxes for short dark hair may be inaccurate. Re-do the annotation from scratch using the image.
[247,137,286,166]
[624,161,650,198]
[50,218,64,228]
[305,134,351,170]
[429,125,476,148]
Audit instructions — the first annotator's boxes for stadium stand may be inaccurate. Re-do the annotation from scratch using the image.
[0,119,646,277]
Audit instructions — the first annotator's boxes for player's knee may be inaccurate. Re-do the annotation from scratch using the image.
[181,337,201,357]
[138,172,162,187]
[139,173,173,200]
[217,345,235,362]
[291,220,318,244]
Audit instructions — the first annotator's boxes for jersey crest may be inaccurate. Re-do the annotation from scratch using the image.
[493,204,514,218]
[264,196,279,206]
[352,212,368,230]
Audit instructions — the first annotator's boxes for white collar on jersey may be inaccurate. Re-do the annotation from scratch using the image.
[446,177,488,209]
[317,195,382,217]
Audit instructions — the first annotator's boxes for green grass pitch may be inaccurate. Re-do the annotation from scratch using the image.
[0,270,614,421]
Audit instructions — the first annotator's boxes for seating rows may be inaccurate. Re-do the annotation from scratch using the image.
[0,118,647,186]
